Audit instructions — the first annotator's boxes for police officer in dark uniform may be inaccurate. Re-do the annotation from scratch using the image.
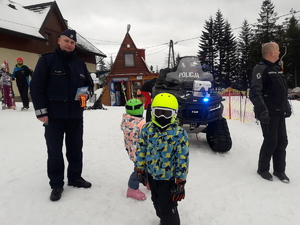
[250,42,291,183]
[30,29,94,201]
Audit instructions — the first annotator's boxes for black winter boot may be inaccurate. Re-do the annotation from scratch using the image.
[257,170,273,181]
[273,172,290,183]
[68,177,92,188]
[50,188,63,201]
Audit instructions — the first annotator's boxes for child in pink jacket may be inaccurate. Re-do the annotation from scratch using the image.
[121,99,147,200]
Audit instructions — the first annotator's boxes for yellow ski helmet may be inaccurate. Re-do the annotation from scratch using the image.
[151,93,178,128]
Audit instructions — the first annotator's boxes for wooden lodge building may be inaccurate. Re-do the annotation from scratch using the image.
[101,29,158,106]
[0,1,106,100]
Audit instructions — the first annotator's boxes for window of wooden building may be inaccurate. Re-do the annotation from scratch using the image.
[44,32,52,46]
[125,53,134,67]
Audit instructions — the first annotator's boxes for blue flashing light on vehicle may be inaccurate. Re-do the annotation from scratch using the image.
[203,97,209,102]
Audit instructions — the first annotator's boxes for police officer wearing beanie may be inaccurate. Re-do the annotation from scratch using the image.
[12,57,32,110]
[30,29,94,201]
[250,42,291,183]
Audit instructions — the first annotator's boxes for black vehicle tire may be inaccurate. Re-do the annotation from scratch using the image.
[206,118,232,152]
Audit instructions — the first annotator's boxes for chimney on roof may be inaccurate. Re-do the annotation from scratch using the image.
[127,24,131,33]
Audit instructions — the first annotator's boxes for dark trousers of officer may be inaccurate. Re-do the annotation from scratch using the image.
[258,113,288,173]
[17,84,29,108]
[148,176,180,225]
[44,118,83,189]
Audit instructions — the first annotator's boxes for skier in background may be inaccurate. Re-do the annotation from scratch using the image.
[121,99,148,200]
[135,93,189,225]
[0,63,13,110]
[11,57,32,111]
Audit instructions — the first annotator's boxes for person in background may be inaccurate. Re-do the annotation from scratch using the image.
[121,98,147,200]
[0,64,13,109]
[250,42,291,183]
[135,93,189,225]
[135,88,143,101]
[12,57,32,111]
[30,29,94,201]
[141,78,157,122]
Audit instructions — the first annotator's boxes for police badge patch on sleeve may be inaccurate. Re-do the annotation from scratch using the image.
[256,73,261,79]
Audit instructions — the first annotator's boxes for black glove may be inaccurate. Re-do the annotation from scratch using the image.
[259,111,270,124]
[285,102,292,118]
[136,169,147,186]
[170,180,186,202]
[285,110,292,118]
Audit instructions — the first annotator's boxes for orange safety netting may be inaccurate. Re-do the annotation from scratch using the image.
[219,87,255,123]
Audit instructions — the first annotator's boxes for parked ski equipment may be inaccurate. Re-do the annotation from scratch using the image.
[0,66,4,109]
[121,79,127,102]
[4,61,16,110]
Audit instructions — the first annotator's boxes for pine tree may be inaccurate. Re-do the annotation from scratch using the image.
[213,9,226,88]
[107,55,114,70]
[223,21,238,88]
[282,14,300,87]
[97,56,107,71]
[237,19,253,90]
[198,10,238,89]
[248,0,281,70]
[197,16,216,72]
[255,0,281,42]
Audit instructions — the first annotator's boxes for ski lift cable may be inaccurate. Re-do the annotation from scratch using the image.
[146,45,169,56]
[232,10,300,30]
[86,38,120,44]
[89,10,300,49]
[2,9,298,46]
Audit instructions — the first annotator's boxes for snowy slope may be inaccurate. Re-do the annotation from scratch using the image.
[1,101,300,225]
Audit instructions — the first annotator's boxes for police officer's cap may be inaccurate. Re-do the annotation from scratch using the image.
[60,29,77,42]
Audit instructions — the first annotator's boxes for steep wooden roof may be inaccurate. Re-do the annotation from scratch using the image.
[110,32,151,75]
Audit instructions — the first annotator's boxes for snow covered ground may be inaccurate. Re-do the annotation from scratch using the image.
[1,100,300,225]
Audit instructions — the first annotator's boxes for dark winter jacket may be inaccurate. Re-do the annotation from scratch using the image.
[141,78,157,94]
[249,58,289,116]
[12,64,31,87]
[30,46,94,119]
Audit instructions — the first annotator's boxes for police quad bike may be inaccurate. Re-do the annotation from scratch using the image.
[152,56,232,152]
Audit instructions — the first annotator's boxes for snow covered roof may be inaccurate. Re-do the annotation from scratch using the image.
[76,32,106,57]
[0,0,106,57]
[0,0,48,39]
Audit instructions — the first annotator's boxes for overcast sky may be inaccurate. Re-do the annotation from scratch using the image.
[19,0,299,70]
